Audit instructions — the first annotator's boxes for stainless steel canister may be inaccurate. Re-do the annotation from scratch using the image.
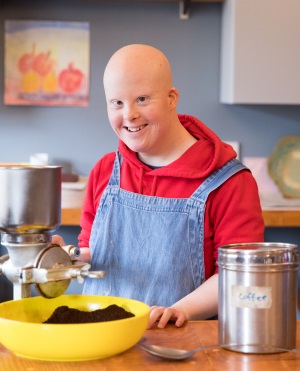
[218,242,299,354]
[0,165,61,234]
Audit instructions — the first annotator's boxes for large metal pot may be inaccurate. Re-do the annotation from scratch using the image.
[0,165,61,234]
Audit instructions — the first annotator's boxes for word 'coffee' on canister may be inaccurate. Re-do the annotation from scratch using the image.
[218,242,299,354]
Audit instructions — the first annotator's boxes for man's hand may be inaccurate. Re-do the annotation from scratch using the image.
[147,306,187,329]
[51,234,66,246]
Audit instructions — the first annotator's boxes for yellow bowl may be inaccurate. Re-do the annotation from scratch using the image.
[0,295,150,362]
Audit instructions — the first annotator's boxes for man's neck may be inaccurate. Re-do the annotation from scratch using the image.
[138,130,198,167]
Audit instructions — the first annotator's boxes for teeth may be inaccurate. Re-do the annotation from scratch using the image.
[127,125,146,132]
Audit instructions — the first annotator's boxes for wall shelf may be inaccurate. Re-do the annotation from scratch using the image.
[61,208,300,227]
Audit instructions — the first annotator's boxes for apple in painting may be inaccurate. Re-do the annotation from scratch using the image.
[33,51,54,77]
[18,44,36,74]
[58,63,84,93]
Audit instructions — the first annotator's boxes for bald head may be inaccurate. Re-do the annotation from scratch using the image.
[102,45,193,164]
[103,44,173,96]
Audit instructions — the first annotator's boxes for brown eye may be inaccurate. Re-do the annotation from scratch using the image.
[112,100,123,107]
[137,96,147,103]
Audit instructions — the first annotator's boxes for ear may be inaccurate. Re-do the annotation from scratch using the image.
[168,87,179,109]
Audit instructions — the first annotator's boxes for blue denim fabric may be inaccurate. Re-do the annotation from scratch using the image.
[83,152,246,306]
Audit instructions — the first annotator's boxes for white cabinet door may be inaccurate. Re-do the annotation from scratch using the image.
[220,0,300,104]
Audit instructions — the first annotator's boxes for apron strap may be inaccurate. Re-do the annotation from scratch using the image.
[107,151,122,188]
[190,159,248,203]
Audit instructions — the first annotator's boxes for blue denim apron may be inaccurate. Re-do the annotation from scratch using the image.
[83,152,246,306]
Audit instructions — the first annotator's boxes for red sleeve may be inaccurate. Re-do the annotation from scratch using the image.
[78,153,115,248]
[204,169,265,278]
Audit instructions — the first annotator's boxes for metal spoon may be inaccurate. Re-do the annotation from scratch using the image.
[139,343,300,361]
[139,343,225,360]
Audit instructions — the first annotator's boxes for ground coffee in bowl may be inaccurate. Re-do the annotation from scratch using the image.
[43,304,135,324]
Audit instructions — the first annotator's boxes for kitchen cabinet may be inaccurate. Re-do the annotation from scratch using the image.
[220,0,300,104]
[61,208,300,227]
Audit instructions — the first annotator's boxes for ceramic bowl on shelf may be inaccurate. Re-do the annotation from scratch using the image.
[0,295,150,362]
[268,135,300,198]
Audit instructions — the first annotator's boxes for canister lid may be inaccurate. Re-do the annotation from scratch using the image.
[218,242,299,265]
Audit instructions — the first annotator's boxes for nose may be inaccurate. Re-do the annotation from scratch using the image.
[123,104,139,121]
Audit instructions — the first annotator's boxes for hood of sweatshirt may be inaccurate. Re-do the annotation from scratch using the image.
[118,114,237,181]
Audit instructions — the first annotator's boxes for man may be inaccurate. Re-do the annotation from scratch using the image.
[54,44,264,328]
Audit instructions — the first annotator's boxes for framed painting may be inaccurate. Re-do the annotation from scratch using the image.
[4,20,90,107]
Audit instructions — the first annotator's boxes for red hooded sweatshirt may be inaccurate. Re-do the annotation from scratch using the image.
[78,114,265,280]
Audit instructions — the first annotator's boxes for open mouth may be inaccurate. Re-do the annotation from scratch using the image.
[126,124,147,132]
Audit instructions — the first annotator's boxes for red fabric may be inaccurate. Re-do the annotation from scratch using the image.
[78,114,265,280]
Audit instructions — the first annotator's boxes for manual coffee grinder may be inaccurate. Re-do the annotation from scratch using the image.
[0,165,105,300]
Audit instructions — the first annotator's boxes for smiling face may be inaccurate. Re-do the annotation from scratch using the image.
[103,45,179,160]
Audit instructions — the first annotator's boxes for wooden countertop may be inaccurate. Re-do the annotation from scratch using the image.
[262,210,300,227]
[1,320,299,370]
[61,208,82,226]
[61,208,300,227]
